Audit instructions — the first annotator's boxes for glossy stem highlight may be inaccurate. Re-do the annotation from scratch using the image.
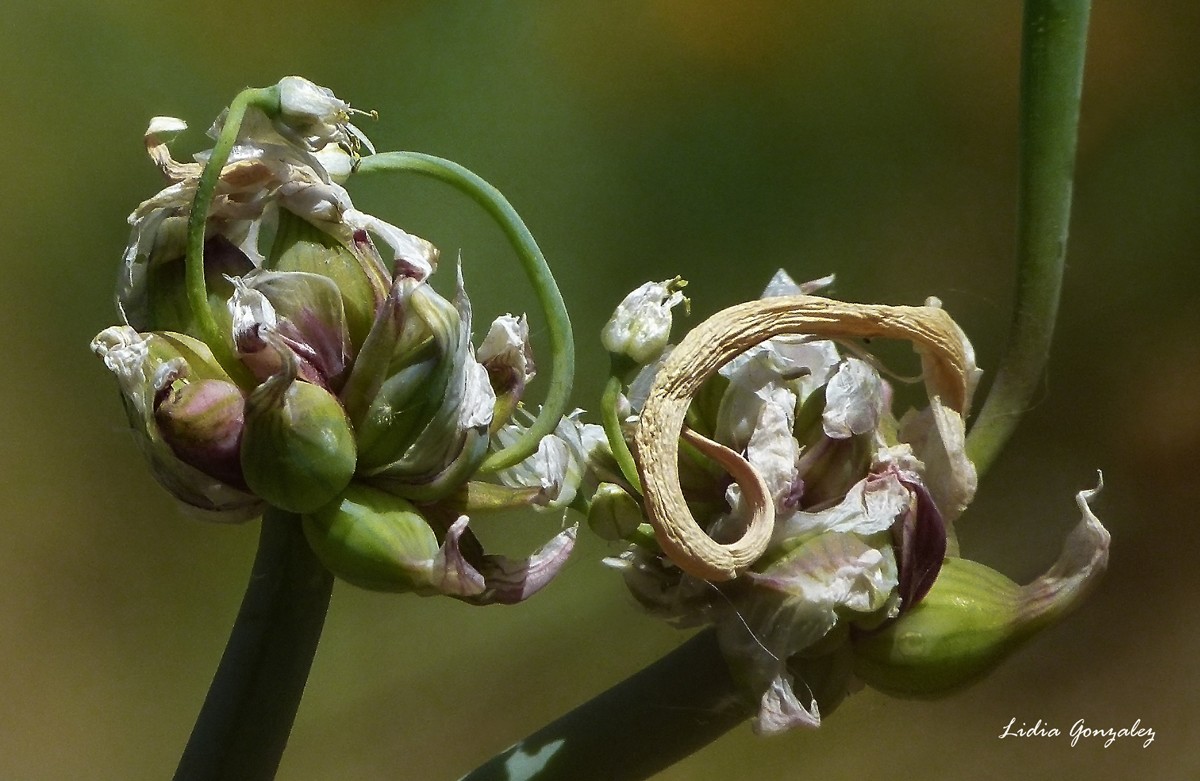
[601,371,643,494]
[459,630,748,781]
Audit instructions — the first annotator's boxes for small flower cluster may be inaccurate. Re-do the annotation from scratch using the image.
[592,271,1108,732]
[92,78,584,604]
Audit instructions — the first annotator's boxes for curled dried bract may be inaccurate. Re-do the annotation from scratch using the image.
[634,294,975,581]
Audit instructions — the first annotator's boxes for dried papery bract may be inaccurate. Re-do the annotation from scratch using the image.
[635,294,975,581]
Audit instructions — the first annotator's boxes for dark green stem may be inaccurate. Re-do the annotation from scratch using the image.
[966,0,1092,476]
[173,508,333,781]
[354,152,574,473]
[185,85,279,388]
[459,630,749,781]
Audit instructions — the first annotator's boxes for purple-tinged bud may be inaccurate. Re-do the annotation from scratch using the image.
[91,325,262,519]
[229,271,352,390]
[891,476,947,611]
[155,378,247,489]
[265,205,388,351]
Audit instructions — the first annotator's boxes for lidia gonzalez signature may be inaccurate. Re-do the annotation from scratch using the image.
[999,718,1155,748]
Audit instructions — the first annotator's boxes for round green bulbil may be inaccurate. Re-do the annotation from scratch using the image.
[852,557,1031,699]
[241,379,357,513]
[302,483,439,593]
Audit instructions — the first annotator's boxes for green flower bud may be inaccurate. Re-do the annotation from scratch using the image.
[264,208,387,350]
[302,483,441,593]
[155,377,247,489]
[304,482,578,604]
[352,282,461,468]
[122,229,254,341]
[852,557,1025,698]
[354,277,495,497]
[853,483,1108,698]
[587,482,644,541]
[240,376,357,514]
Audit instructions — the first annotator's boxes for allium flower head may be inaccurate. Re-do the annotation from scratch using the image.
[592,271,1108,732]
[91,78,577,604]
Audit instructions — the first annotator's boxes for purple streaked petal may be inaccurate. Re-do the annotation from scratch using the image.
[892,477,947,612]
[430,516,487,598]
[471,524,578,605]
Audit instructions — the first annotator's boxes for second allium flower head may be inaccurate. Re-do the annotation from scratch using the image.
[91,78,583,604]
[594,272,1108,733]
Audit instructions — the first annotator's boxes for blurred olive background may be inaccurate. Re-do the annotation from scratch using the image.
[2,2,1197,779]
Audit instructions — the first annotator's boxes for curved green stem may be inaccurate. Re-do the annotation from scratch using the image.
[458,630,748,781]
[966,0,1092,476]
[185,85,279,387]
[354,152,574,473]
[601,372,643,494]
[173,508,333,781]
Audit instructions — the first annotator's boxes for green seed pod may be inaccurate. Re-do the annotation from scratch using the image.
[240,379,357,513]
[302,483,439,593]
[854,482,1109,700]
[587,482,645,541]
[852,557,1026,698]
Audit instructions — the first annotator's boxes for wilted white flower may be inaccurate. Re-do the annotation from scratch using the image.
[601,277,687,363]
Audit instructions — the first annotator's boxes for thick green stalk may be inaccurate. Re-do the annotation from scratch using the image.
[354,152,574,473]
[184,85,279,388]
[459,630,748,781]
[173,509,333,781]
[966,0,1092,475]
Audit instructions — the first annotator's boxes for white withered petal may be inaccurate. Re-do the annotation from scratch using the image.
[822,357,885,439]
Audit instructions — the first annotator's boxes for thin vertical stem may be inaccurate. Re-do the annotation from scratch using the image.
[184,85,279,387]
[173,509,333,781]
[966,0,1092,475]
[601,372,643,494]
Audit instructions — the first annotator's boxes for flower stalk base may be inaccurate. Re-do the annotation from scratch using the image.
[173,509,333,781]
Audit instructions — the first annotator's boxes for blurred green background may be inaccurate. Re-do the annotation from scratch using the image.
[2,2,1197,779]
